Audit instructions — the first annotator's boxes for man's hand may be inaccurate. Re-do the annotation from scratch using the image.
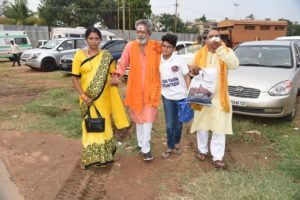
[207,37,222,53]
[110,73,121,86]
[191,67,201,75]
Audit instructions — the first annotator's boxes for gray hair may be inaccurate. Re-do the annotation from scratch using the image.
[135,19,152,35]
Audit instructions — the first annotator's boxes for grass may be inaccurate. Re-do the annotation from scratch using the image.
[21,88,82,138]
[156,114,300,199]
[158,166,300,200]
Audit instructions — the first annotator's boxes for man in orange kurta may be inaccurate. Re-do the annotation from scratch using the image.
[111,19,161,161]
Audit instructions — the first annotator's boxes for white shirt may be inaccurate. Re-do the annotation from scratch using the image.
[160,53,190,100]
[10,44,20,54]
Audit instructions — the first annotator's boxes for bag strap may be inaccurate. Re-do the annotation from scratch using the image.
[87,104,103,119]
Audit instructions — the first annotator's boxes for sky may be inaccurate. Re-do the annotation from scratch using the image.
[27,0,300,23]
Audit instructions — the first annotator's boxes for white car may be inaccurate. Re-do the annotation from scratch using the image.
[21,38,86,71]
[275,36,300,47]
[176,43,202,65]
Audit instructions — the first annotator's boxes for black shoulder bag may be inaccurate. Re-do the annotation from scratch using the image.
[85,104,105,133]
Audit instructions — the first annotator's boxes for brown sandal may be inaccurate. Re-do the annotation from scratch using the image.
[197,153,207,161]
[174,147,182,155]
[212,160,225,169]
[161,150,173,159]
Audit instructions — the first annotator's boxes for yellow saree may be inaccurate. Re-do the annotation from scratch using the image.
[72,49,130,167]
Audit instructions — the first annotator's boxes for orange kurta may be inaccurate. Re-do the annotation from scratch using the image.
[115,40,161,123]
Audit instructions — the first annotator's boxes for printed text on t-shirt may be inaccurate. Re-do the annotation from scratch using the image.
[162,77,179,88]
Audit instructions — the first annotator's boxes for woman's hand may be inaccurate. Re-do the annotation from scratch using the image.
[110,73,121,86]
[84,96,93,106]
[80,93,93,106]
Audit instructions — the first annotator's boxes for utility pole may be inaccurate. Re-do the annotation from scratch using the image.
[122,0,126,38]
[128,0,131,39]
[233,3,240,19]
[174,0,178,33]
[117,0,119,30]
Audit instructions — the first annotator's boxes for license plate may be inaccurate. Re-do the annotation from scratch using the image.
[61,63,68,68]
[231,100,246,107]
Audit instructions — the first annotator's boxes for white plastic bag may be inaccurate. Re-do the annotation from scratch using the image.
[187,68,217,106]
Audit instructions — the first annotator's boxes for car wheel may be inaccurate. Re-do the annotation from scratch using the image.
[41,58,58,72]
[285,96,298,122]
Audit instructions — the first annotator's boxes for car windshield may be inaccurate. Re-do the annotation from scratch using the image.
[177,43,202,55]
[41,39,63,49]
[235,45,292,68]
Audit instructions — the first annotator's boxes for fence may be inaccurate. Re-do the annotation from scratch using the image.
[0,25,49,48]
[0,24,197,47]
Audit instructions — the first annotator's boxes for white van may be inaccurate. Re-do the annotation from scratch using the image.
[51,27,117,41]
[0,31,32,60]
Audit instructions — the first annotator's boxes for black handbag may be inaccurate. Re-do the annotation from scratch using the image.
[85,105,105,133]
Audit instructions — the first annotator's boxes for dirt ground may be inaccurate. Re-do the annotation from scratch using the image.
[0,64,274,200]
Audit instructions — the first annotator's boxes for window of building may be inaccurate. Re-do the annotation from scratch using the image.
[245,25,255,30]
[260,26,270,30]
[275,26,285,30]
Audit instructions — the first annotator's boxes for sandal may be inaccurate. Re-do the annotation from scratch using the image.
[212,160,225,169]
[161,150,173,159]
[174,147,182,155]
[197,153,207,161]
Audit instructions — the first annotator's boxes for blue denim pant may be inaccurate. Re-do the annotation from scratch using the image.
[162,95,184,149]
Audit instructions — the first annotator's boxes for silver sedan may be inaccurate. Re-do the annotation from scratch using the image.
[229,40,300,121]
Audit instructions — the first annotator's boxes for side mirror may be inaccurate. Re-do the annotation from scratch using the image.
[57,47,63,51]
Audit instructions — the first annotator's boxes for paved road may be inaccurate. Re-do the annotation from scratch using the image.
[0,159,23,200]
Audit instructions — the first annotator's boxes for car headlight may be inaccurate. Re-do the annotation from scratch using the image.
[269,80,292,96]
[31,53,41,60]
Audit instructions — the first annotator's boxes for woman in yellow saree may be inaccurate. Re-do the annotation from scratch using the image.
[71,27,129,169]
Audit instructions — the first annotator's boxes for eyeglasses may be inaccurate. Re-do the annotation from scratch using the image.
[208,35,220,38]
[161,44,174,49]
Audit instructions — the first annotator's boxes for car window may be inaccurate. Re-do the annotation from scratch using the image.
[76,39,86,49]
[60,40,74,50]
[14,38,28,45]
[176,44,185,52]
[177,44,201,55]
[108,42,126,52]
[186,44,202,54]
[235,45,292,68]
[43,39,63,49]
[294,44,300,64]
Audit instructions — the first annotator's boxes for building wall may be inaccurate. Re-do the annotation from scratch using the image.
[230,24,287,46]
[218,20,288,47]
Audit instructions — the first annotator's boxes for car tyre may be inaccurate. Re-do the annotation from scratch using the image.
[285,96,298,122]
[41,58,58,72]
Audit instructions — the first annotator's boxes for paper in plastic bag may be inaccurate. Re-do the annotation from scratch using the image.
[187,68,217,106]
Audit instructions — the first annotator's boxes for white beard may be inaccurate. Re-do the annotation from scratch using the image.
[136,37,147,45]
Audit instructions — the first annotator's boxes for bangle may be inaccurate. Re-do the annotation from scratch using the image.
[80,93,88,101]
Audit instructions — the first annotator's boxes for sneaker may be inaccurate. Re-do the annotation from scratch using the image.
[143,151,153,161]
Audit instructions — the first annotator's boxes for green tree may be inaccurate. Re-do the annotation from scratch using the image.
[38,0,118,28]
[278,18,300,36]
[245,14,255,20]
[159,13,186,33]
[125,0,151,30]
[3,0,35,25]
[196,14,207,22]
